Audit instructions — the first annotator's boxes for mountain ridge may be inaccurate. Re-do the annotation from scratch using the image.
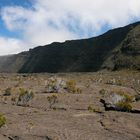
[0,21,140,73]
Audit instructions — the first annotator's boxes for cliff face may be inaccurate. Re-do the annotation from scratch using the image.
[0,22,140,73]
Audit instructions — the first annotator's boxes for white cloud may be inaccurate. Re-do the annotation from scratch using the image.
[0,37,26,55]
[1,0,140,55]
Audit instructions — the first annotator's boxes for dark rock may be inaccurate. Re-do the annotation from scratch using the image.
[134,94,140,101]
[3,93,11,96]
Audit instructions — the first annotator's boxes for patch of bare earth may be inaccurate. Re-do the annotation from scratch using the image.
[0,71,140,140]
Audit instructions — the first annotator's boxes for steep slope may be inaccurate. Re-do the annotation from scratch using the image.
[0,21,140,73]
[0,52,29,73]
[102,24,140,70]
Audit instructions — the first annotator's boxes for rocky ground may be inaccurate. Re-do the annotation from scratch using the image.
[0,70,140,140]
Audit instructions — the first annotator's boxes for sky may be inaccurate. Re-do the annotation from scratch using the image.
[0,0,140,55]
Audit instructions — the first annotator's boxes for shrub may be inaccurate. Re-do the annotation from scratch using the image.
[11,96,17,105]
[46,78,58,93]
[115,79,123,86]
[110,91,133,112]
[76,88,82,94]
[99,89,107,96]
[115,90,134,102]
[45,77,66,93]
[87,105,101,113]
[0,114,6,128]
[17,88,34,106]
[106,79,123,86]
[66,80,76,92]
[27,122,34,131]
[88,105,93,112]
[65,80,82,94]
[115,101,132,112]
[123,94,134,102]
[3,88,11,96]
[45,77,82,94]
[47,94,58,109]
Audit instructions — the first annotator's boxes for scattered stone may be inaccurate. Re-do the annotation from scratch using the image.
[45,77,66,93]
[100,93,140,113]
[100,93,125,110]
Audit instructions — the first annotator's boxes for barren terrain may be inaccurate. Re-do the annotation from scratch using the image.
[0,70,140,140]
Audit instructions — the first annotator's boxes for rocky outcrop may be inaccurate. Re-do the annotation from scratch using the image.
[100,93,140,113]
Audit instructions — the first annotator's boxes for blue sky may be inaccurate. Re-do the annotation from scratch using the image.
[0,0,32,8]
[0,0,140,55]
[0,0,31,37]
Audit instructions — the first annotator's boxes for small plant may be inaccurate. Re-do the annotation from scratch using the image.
[66,80,76,92]
[88,105,94,112]
[123,94,134,102]
[108,90,133,112]
[99,89,107,96]
[46,78,58,93]
[3,88,11,96]
[75,88,82,94]
[114,90,134,102]
[11,96,17,105]
[106,79,116,85]
[17,88,34,106]
[45,77,65,93]
[115,79,123,86]
[65,80,82,94]
[0,114,6,128]
[115,101,132,112]
[27,122,34,132]
[88,105,102,113]
[106,79,123,86]
[47,94,58,109]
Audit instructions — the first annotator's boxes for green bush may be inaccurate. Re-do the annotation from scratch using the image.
[116,91,134,102]
[0,114,6,127]
[115,101,132,112]
[123,94,134,102]
[66,80,82,94]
